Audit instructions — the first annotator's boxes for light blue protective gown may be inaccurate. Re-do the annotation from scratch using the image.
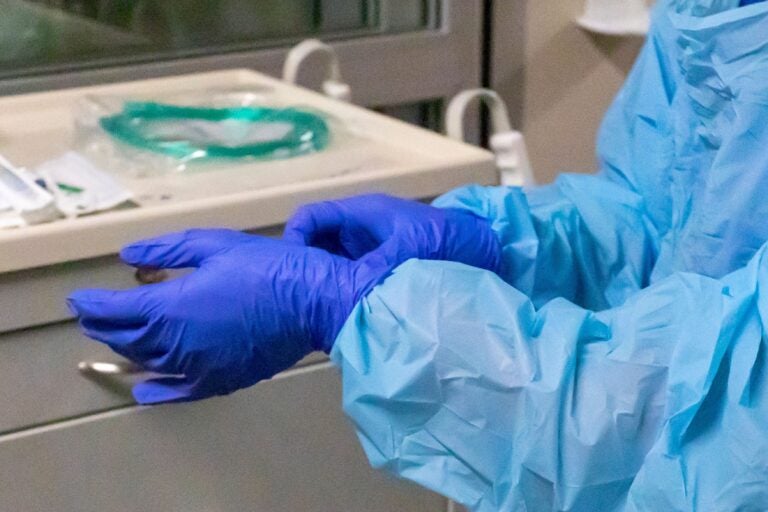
[332,1,768,510]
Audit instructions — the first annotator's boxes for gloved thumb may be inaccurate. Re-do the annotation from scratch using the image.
[132,376,199,404]
[283,202,345,246]
[284,202,384,259]
[121,229,256,269]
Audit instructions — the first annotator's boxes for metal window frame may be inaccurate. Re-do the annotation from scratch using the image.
[0,0,483,115]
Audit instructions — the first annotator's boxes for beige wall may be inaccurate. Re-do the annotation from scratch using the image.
[492,0,644,183]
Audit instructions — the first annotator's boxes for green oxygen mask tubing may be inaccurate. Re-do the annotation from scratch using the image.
[99,101,331,161]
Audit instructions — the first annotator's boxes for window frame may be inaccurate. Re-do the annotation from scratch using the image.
[0,0,483,117]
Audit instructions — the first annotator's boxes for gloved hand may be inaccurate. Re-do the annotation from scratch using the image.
[67,229,388,404]
[283,194,502,273]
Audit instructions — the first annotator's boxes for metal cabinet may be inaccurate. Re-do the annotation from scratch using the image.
[0,321,133,433]
[0,68,495,510]
[0,366,444,511]
[0,245,448,511]
[0,2,491,506]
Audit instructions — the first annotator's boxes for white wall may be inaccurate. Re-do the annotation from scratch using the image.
[492,0,645,183]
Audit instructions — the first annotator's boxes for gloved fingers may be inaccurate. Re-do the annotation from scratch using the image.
[79,318,171,369]
[80,321,181,377]
[67,288,151,324]
[78,320,149,354]
[283,202,346,246]
[132,376,200,404]
[350,238,404,298]
[284,202,365,258]
[284,200,391,259]
[68,286,177,363]
[120,228,257,269]
[138,350,180,375]
[359,237,411,268]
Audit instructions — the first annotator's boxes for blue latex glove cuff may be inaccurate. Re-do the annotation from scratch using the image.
[283,193,503,276]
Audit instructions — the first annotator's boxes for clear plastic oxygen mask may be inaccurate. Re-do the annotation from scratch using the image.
[99,102,331,162]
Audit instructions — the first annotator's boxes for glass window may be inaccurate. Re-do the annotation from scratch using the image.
[0,0,439,79]
[376,99,443,132]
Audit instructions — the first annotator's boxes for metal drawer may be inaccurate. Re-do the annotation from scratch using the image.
[0,225,285,334]
[0,318,327,434]
[0,256,139,334]
[0,321,134,434]
[0,365,445,512]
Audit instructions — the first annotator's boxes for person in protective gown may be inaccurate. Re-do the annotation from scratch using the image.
[68,0,768,510]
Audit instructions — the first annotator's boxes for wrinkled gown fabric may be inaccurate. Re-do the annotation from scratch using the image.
[332,1,768,510]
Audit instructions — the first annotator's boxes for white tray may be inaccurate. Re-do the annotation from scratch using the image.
[0,69,496,273]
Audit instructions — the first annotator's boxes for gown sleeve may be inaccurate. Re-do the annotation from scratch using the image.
[331,248,768,511]
[431,6,682,311]
[433,177,658,311]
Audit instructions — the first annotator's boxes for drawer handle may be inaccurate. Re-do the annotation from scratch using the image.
[78,360,143,375]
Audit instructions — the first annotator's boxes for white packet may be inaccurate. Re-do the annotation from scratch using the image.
[0,154,58,228]
[0,195,23,229]
[35,152,133,217]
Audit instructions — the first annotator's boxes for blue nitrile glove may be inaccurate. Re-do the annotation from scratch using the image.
[67,229,389,404]
[282,193,502,273]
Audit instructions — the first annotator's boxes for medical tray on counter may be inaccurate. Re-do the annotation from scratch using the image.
[0,69,495,275]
